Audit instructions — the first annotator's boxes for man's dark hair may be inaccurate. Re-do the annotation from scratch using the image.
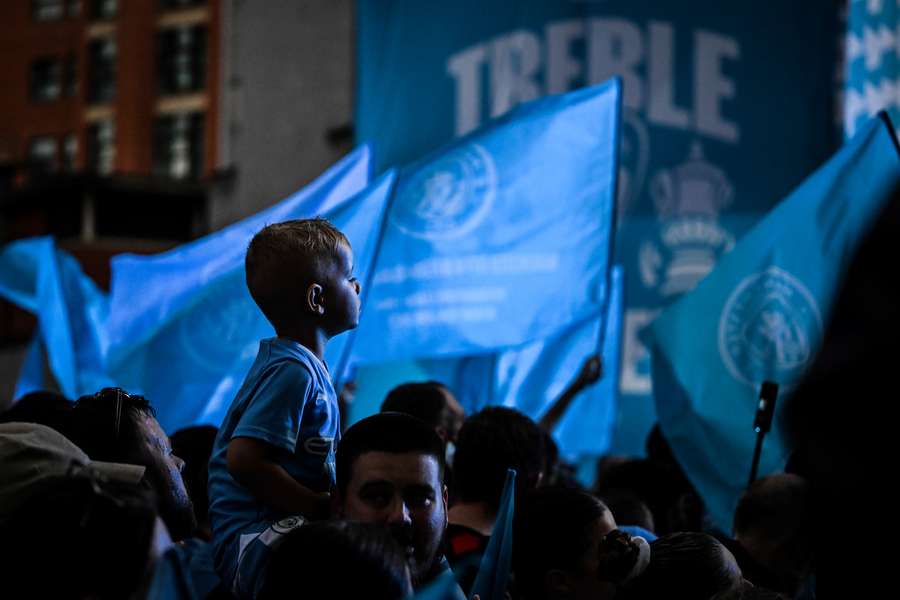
[733,474,809,539]
[453,406,545,512]
[260,520,411,600]
[0,475,158,599]
[622,533,742,600]
[336,412,445,496]
[513,488,612,600]
[380,381,450,428]
[69,388,156,464]
[0,390,73,437]
[245,218,349,329]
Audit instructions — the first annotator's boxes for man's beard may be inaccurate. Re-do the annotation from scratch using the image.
[388,522,443,587]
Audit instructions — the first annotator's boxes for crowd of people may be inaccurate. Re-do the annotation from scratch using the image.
[0,214,885,599]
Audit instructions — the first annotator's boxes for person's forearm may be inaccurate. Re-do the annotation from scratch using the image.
[233,461,329,518]
[538,385,581,431]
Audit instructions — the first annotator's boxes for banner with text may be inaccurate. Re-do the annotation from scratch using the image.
[357,0,840,453]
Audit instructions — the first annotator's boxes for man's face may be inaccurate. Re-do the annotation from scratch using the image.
[338,451,448,586]
[134,414,197,541]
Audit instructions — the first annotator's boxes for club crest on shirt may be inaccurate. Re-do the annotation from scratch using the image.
[718,266,823,388]
[392,143,497,241]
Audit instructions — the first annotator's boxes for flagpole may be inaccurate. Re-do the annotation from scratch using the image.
[748,381,779,487]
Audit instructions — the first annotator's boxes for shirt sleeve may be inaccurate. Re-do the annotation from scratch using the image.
[232,360,315,453]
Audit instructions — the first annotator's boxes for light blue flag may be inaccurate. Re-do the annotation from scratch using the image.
[469,468,515,600]
[13,333,45,402]
[352,267,624,461]
[646,113,900,530]
[453,266,623,460]
[352,80,621,363]
[0,237,111,399]
[103,147,394,432]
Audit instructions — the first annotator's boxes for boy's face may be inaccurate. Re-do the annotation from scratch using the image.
[322,242,362,336]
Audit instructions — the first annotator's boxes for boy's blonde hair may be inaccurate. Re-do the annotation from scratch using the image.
[245,218,349,329]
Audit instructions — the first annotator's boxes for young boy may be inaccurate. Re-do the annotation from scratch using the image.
[207,218,361,598]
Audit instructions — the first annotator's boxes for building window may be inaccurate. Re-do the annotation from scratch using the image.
[157,26,207,94]
[153,112,204,179]
[88,38,116,103]
[64,55,78,98]
[29,136,59,173]
[87,120,115,175]
[33,0,64,21]
[63,134,78,171]
[159,0,206,8]
[30,57,62,103]
[90,0,116,19]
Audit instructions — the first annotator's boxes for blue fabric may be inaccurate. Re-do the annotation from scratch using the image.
[351,80,620,364]
[356,0,841,457]
[147,539,221,600]
[103,148,391,432]
[469,469,515,600]
[845,2,900,138]
[0,237,111,399]
[618,525,657,542]
[646,114,900,530]
[352,266,624,461]
[13,333,45,402]
[208,338,339,590]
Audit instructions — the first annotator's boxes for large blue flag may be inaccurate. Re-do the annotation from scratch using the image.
[646,113,900,530]
[351,80,621,363]
[352,266,624,461]
[0,237,111,399]
[102,147,392,431]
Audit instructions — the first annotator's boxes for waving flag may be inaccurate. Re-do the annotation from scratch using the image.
[99,146,385,432]
[0,237,111,399]
[646,113,900,529]
[352,80,621,363]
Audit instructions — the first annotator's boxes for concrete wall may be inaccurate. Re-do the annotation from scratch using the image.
[209,0,355,228]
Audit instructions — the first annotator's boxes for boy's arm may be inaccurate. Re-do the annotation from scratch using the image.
[226,436,331,519]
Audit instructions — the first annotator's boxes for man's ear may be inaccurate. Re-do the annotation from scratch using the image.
[544,569,573,599]
[442,484,449,525]
[306,283,325,315]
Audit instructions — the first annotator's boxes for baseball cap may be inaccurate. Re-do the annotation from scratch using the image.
[0,421,146,518]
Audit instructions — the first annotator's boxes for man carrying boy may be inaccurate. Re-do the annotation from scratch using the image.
[207,218,361,598]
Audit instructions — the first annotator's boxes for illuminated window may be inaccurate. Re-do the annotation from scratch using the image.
[153,112,204,179]
[157,25,207,94]
[90,0,116,19]
[63,134,78,171]
[87,120,115,175]
[30,57,62,102]
[33,0,64,21]
[29,136,59,173]
[88,38,116,103]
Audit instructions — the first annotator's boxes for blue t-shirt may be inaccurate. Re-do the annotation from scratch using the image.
[207,337,339,581]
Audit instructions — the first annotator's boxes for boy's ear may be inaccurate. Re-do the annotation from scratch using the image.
[306,283,326,315]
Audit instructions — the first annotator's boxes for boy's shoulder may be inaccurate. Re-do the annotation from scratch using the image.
[255,338,331,387]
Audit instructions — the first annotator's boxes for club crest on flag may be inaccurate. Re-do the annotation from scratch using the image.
[640,143,735,297]
[392,143,497,240]
[718,266,824,388]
